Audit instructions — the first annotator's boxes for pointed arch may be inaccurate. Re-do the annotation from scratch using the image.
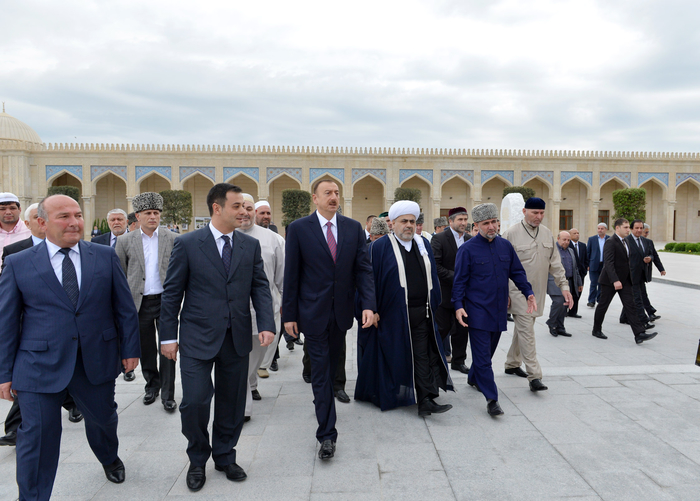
[94,172,128,219]
[48,170,83,187]
[352,171,386,188]
[138,172,172,193]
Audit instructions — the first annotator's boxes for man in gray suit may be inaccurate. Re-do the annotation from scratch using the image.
[546,231,582,337]
[116,192,177,412]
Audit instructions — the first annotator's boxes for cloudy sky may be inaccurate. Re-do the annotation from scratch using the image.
[3,0,698,152]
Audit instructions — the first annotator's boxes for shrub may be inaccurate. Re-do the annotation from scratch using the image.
[47,185,80,202]
[394,187,422,205]
[282,189,312,228]
[686,243,700,253]
[674,242,687,252]
[503,186,536,201]
[160,190,193,226]
[612,188,646,222]
[664,242,676,251]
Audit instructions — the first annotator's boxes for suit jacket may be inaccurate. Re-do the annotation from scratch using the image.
[430,228,471,308]
[159,225,275,360]
[1,236,34,271]
[0,240,140,392]
[570,240,588,279]
[91,231,113,246]
[645,238,664,282]
[626,234,650,285]
[586,234,609,272]
[283,212,376,335]
[115,228,177,311]
[547,246,582,296]
[598,235,632,286]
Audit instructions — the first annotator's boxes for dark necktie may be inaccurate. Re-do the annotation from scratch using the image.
[221,235,232,275]
[636,237,644,252]
[59,248,79,308]
[326,222,337,262]
[111,236,116,248]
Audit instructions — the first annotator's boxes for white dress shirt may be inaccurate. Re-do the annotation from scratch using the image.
[31,235,43,246]
[142,228,164,295]
[45,239,81,287]
[450,227,465,248]
[209,223,234,258]
[316,211,338,244]
[616,234,629,256]
[597,235,606,261]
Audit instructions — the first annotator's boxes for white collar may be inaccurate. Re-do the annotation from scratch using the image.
[316,211,337,228]
[46,238,80,258]
[209,223,234,241]
[140,227,159,238]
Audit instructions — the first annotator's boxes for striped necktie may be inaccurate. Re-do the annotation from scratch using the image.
[59,248,79,308]
[326,222,337,262]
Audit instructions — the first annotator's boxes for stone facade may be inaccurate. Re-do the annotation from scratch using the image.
[1,112,698,242]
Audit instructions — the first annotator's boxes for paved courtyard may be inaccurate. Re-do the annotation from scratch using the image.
[1,255,700,500]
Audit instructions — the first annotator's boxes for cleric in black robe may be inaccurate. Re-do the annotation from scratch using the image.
[355,201,454,416]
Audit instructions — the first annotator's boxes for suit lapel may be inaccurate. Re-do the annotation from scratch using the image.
[309,214,334,262]
[335,215,346,263]
[228,232,245,279]
[30,241,76,310]
[76,241,94,310]
[133,230,146,274]
[199,226,228,279]
[446,230,458,257]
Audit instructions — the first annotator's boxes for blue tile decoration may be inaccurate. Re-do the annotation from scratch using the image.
[91,165,126,181]
[600,171,631,187]
[400,169,433,184]
[481,170,514,185]
[521,170,554,185]
[46,165,82,181]
[136,166,171,181]
[676,173,700,187]
[352,169,386,183]
[180,166,215,182]
[310,168,345,183]
[638,172,669,187]
[561,171,593,186]
[441,170,474,184]
[223,167,259,182]
[267,167,302,183]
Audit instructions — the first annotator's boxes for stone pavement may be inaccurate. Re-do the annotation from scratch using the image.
[1,276,700,500]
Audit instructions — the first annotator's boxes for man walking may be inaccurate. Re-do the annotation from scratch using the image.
[546,231,582,337]
[91,209,128,247]
[567,228,587,318]
[586,223,609,307]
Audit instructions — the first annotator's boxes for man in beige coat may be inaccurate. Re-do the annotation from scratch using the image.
[116,192,178,411]
[502,197,572,392]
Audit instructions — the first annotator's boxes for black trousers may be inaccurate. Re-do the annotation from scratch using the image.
[568,277,585,316]
[435,305,469,365]
[594,281,646,337]
[303,336,346,392]
[640,281,657,316]
[179,330,247,467]
[619,282,650,325]
[139,295,176,401]
[408,306,441,403]
[3,392,78,435]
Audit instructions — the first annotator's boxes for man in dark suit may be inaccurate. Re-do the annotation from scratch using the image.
[592,218,658,344]
[567,228,588,318]
[620,220,664,328]
[641,223,665,320]
[586,223,609,307]
[0,203,84,448]
[91,208,128,247]
[0,195,140,500]
[283,179,376,460]
[160,183,275,491]
[431,206,471,374]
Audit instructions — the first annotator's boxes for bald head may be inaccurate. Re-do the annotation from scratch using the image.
[557,230,571,249]
[38,195,84,248]
[568,228,579,242]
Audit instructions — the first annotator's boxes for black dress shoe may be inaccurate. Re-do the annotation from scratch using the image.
[319,439,336,459]
[587,302,595,308]
[643,323,655,330]
[451,363,470,374]
[334,389,350,403]
[649,314,661,321]
[418,398,453,416]
[143,390,159,405]
[103,457,125,484]
[294,338,304,345]
[244,416,251,422]
[468,379,482,393]
[529,379,548,392]
[548,327,558,337]
[163,400,177,412]
[286,340,295,350]
[251,389,261,401]
[487,400,504,416]
[186,465,206,491]
[68,407,83,423]
[557,329,572,337]
[620,319,629,324]
[592,331,608,339]
[567,314,582,318]
[507,314,514,322]
[635,331,658,344]
[302,373,311,383]
[0,431,17,446]
[505,367,528,378]
[215,462,247,482]
[123,371,135,381]
[270,360,278,372]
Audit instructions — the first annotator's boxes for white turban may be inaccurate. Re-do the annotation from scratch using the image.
[241,193,254,203]
[254,200,270,210]
[389,200,420,222]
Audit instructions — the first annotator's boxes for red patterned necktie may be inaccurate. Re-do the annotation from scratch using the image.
[326,222,337,262]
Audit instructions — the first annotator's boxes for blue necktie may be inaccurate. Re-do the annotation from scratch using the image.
[59,248,79,308]
[221,235,232,275]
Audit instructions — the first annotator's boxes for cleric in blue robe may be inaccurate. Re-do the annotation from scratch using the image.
[355,200,454,415]
[452,203,535,417]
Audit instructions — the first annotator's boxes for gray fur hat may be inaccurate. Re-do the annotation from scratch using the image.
[472,203,499,223]
[433,217,448,227]
[370,217,390,236]
[132,192,163,213]
[416,212,425,225]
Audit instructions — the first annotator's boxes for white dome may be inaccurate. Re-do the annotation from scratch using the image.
[0,111,43,144]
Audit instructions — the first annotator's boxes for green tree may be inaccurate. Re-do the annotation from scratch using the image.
[503,186,536,201]
[47,185,80,202]
[159,190,193,226]
[612,188,646,222]
[282,189,312,228]
[394,187,422,205]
